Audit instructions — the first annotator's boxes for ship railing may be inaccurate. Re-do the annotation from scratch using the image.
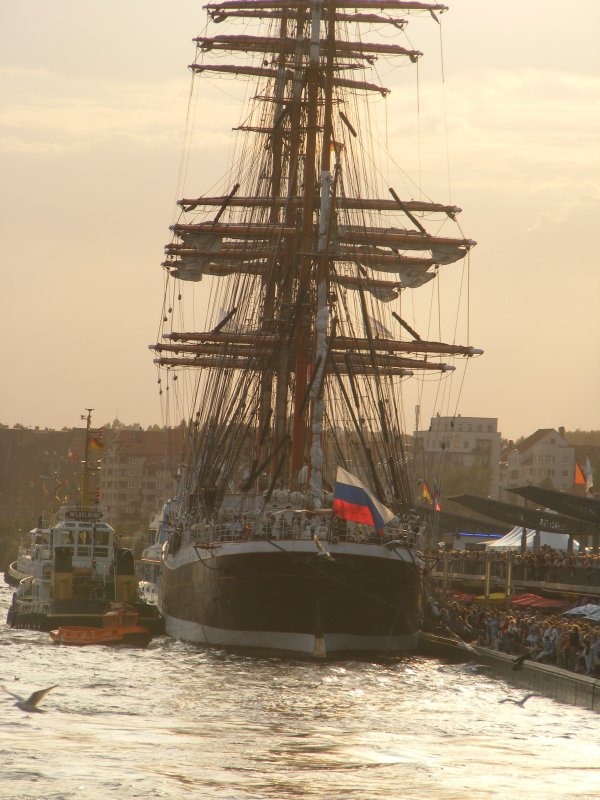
[184,519,419,549]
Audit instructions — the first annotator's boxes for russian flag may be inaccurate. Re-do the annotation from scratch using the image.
[333,467,396,530]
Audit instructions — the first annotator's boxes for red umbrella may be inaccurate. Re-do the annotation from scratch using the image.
[511,594,544,606]
[528,598,567,609]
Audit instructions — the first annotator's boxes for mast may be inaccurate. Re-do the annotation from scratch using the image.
[80,408,93,507]
[290,0,324,481]
[308,0,336,506]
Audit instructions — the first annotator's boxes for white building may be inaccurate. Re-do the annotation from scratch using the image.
[499,427,575,504]
[412,414,501,499]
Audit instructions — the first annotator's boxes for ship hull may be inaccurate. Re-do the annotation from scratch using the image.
[159,540,422,658]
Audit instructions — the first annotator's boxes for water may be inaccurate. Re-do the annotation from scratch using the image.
[1,585,599,800]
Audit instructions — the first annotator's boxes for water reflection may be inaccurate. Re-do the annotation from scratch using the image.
[1,585,599,799]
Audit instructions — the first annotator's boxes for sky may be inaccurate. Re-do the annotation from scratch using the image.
[1,1,598,442]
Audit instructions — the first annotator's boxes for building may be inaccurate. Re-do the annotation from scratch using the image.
[0,426,86,526]
[100,427,185,526]
[412,414,502,500]
[499,427,575,504]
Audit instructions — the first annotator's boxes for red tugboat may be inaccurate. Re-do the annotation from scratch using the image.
[50,602,152,647]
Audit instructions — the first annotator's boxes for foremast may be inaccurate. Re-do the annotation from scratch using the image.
[151,0,481,520]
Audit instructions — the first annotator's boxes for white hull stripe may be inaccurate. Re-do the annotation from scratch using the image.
[163,613,418,657]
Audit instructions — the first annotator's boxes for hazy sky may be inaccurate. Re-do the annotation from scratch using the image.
[1,1,598,441]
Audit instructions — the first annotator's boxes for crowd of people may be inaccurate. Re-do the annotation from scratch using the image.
[427,596,600,676]
[443,545,600,569]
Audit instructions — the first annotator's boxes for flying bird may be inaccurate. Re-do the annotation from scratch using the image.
[2,684,58,713]
[498,693,538,707]
[463,663,492,673]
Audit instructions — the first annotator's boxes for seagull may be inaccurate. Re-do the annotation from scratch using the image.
[463,663,492,673]
[498,693,538,707]
[2,684,58,713]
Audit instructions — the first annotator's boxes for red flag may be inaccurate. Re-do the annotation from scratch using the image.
[575,462,586,485]
[67,448,78,461]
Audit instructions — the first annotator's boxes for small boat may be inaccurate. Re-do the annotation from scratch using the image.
[50,602,153,647]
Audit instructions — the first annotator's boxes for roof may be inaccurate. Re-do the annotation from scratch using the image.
[447,494,591,536]
[516,428,564,454]
[510,486,600,525]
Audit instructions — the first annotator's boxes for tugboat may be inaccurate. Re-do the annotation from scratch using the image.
[6,411,163,635]
[50,601,152,647]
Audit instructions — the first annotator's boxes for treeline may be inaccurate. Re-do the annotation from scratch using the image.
[564,430,600,446]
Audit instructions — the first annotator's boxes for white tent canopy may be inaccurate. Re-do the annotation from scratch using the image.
[486,526,579,552]
[564,604,600,621]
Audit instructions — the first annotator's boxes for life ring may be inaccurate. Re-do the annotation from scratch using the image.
[93,586,106,600]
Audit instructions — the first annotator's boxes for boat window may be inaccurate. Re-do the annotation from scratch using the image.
[78,530,90,545]
[94,530,110,546]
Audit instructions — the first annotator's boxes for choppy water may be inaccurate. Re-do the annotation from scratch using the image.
[1,585,599,800]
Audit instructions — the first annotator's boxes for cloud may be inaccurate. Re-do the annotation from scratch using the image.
[0,66,239,155]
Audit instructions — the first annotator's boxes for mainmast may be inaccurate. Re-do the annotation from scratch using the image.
[290,0,327,482]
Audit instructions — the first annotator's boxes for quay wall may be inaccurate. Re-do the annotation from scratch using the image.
[418,632,600,712]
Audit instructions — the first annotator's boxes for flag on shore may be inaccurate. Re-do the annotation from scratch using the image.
[575,462,586,486]
[421,480,441,511]
[333,467,396,531]
[88,437,104,450]
[422,481,433,504]
[67,448,78,461]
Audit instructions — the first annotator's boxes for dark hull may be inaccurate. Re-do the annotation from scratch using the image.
[7,597,164,635]
[159,541,422,657]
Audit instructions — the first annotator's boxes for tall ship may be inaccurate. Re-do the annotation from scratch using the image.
[6,411,163,634]
[152,0,481,657]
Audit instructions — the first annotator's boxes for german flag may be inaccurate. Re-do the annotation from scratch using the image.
[89,437,104,450]
[421,481,433,504]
